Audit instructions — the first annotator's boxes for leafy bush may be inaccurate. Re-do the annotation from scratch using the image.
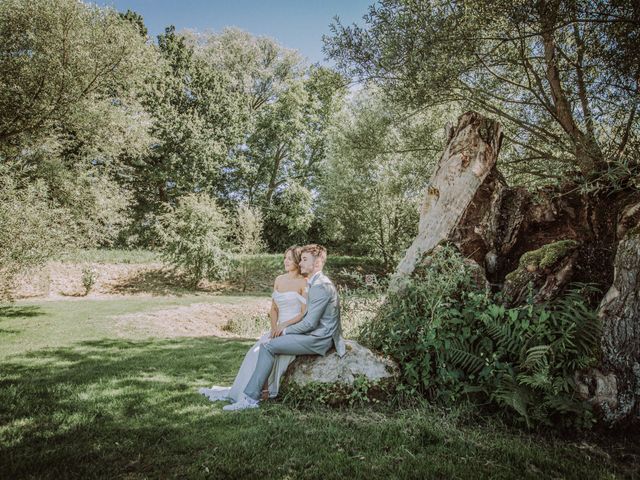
[234,203,265,254]
[263,182,314,251]
[359,246,601,428]
[81,266,99,296]
[337,271,387,338]
[158,194,232,286]
[281,375,393,408]
[0,175,71,301]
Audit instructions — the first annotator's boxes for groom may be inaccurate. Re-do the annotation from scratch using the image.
[223,244,346,411]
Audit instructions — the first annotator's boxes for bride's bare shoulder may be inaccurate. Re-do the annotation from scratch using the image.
[274,274,286,289]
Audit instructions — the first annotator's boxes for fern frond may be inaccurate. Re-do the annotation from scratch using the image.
[521,345,551,370]
[447,346,484,373]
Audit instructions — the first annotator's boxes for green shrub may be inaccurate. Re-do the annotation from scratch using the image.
[337,271,387,338]
[228,254,282,292]
[158,194,232,286]
[359,245,601,428]
[280,375,394,408]
[81,265,98,295]
[0,175,71,301]
[234,203,265,254]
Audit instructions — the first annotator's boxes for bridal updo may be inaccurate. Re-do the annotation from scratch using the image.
[285,245,303,275]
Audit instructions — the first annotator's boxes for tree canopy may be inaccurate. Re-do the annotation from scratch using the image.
[325,0,640,185]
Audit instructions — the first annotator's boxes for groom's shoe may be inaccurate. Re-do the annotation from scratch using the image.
[222,397,259,411]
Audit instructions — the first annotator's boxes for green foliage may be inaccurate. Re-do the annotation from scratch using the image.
[158,194,232,286]
[0,173,71,301]
[317,88,446,265]
[0,0,154,258]
[234,203,265,255]
[326,0,640,183]
[228,254,284,292]
[337,272,388,339]
[185,29,347,251]
[121,26,246,244]
[281,375,393,408]
[81,266,98,296]
[359,246,601,428]
[263,182,314,251]
[0,0,153,152]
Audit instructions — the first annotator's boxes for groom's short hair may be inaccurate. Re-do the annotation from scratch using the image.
[301,244,327,265]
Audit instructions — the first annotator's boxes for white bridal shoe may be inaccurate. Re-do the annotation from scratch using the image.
[222,397,259,411]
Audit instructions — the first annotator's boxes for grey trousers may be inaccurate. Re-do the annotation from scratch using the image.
[243,334,333,401]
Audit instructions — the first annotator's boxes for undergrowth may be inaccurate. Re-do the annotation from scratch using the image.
[358,245,601,429]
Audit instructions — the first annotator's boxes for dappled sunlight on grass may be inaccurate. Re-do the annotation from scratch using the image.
[0,299,638,479]
[1,336,637,479]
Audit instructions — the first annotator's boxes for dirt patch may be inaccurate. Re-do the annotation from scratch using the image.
[14,262,235,299]
[114,299,272,339]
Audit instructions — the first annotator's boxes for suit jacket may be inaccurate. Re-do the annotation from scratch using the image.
[285,272,346,357]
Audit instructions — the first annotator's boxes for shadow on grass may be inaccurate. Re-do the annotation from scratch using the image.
[0,337,637,480]
[108,268,196,297]
[110,267,272,298]
[0,305,45,320]
[0,336,260,479]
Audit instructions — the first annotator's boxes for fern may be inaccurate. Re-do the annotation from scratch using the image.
[493,374,532,427]
[447,341,484,374]
[521,345,552,371]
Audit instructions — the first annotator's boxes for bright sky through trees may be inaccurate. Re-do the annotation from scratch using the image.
[98,0,372,64]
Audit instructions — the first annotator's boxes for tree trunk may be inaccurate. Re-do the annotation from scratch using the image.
[389,111,503,292]
[593,229,640,425]
[391,110,640,427]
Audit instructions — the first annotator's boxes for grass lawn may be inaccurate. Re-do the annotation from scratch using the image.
[1,298,638,479]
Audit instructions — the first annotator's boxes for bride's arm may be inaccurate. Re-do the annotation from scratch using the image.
[269,280,279,332]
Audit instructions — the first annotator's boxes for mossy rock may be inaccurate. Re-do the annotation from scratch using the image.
[503,240,580,305]
[505,240,579,282]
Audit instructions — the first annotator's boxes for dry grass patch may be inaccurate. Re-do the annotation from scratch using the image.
[114,299,272,338]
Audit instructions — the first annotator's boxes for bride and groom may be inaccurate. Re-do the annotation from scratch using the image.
[199,243,345,411]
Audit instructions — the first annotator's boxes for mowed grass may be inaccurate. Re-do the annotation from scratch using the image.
[1,299,638,479]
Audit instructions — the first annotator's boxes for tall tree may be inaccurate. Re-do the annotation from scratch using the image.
[119,26,246,244]
[318,87,447,265]
[325,0,640,184]
[186,29,347,249]
[0,0,154,248]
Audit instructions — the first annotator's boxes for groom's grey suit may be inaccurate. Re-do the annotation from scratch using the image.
[243,272,346,401]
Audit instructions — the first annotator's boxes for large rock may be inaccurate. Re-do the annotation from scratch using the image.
[283,340,399,387]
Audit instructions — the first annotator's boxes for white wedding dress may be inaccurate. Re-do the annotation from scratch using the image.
[199,290,306,402]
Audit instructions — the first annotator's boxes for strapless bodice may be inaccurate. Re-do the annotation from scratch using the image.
[272,290,306,324]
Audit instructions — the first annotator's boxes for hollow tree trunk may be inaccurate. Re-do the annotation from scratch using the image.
[389,111,503,292]
[391,110,640,427]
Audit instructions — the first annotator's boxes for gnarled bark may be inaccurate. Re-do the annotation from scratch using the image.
[390,111,503,291]
[595,229,640,425]
[391,110,640,427]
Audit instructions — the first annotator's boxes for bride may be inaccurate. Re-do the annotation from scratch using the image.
[199,245,307,402]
